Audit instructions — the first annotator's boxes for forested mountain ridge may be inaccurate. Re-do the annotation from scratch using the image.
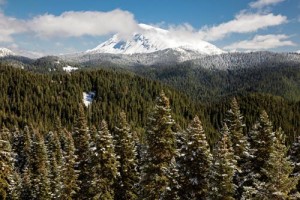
[0,64,201,131]
[136,61,300,102]
[1,63,300,145]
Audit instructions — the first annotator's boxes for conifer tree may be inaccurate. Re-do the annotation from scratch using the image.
[91,120,118,200]
[114,112,140,200]
[209,123,236,200]
[140,91,179,200]
[73,104,93,199]
[19,126,33,200]
[226,98,250,163]
[249,110,274,179]
[255,129,299,199]
[225,98,251,198]
[61,130,79,200]
[0,126,18,199]
[45,131,63,199]
[30,128,51,200]
[290,136,300,193]
[178,115,212,199]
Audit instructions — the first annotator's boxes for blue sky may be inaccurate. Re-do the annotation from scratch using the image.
[0,0,299,55]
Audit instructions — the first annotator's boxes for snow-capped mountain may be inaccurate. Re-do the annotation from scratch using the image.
[86,24,224,56]
[0,48,15,57]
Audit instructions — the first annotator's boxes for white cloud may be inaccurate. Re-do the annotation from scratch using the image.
[297,50,300,53]
[28,10,140,38]
[0,13,26,42]
[249,0,285,9]
[198,12,287,41]
[224,34,296,51]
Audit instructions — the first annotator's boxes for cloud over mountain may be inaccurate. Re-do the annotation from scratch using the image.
[27,10,140,38]
[198,12,287,41]
[224,34,295,51]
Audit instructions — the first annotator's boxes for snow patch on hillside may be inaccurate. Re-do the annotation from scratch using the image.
[83,92,95,107]
[63,65,78,72]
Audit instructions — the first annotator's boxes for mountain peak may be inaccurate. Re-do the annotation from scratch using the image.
[0,48,15,57]
[86,24,224,55]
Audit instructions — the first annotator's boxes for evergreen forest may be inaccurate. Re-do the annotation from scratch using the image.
[1,63,300,199]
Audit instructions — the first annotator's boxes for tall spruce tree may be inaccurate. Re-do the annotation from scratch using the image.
[225,98,251,198]
[73,104,93,199]
[178,115,212,199]
[19,126,33,200]
[61,129,79,200]
[255,129,299,199]
[91,120,118,200]
[30,128,51,200]
[114,112,140,200]
[45,131,63,199]
[140,91,179,200]
[0,126,18,199]
[209,123,236,200]
[242,110,275,198]
[290,136,300,194]
[249,110,274,179]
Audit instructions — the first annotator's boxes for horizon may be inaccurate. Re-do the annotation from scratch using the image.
[0,0,299,56]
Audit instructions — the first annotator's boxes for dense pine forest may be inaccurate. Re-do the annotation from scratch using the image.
[1,63,300,199]
[1,91,300,199]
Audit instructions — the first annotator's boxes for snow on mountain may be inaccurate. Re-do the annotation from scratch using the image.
[86,24,224,56]
[0,48,15,57]
[63,65,78,72]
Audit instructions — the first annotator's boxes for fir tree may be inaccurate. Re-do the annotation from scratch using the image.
[290,136,300,194]
[209,123,236,200]
[91,120,118,200]
[0,126,18,199]
[140,91,179,200]
[249,110,274,180]
[61,129,79,200]
[30,128,51,200]
[73,104,93,199]
[225,98,251,198]
[45,131,63,199]
[114,112,140,200]
[19,126,33,200]
[255,129,299,199]
[178,115,212,199]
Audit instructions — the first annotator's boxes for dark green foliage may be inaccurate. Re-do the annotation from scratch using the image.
[209,124,236,200]
[60,130,79,200]
[45,131,63,199]
[140,91,179,199]
[178,116,212,200]
[72,104,93,199]
[91,120,118,200]
[136,63,300,102]
[114,112,139,200]
[249,110,274,180]
[0,126,16,199]
[255,129,299,199]
[290,136,300,196]
[30,129,51,200]
[225,98,251,198]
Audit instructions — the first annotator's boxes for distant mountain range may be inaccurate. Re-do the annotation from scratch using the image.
[1,23,300,72]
